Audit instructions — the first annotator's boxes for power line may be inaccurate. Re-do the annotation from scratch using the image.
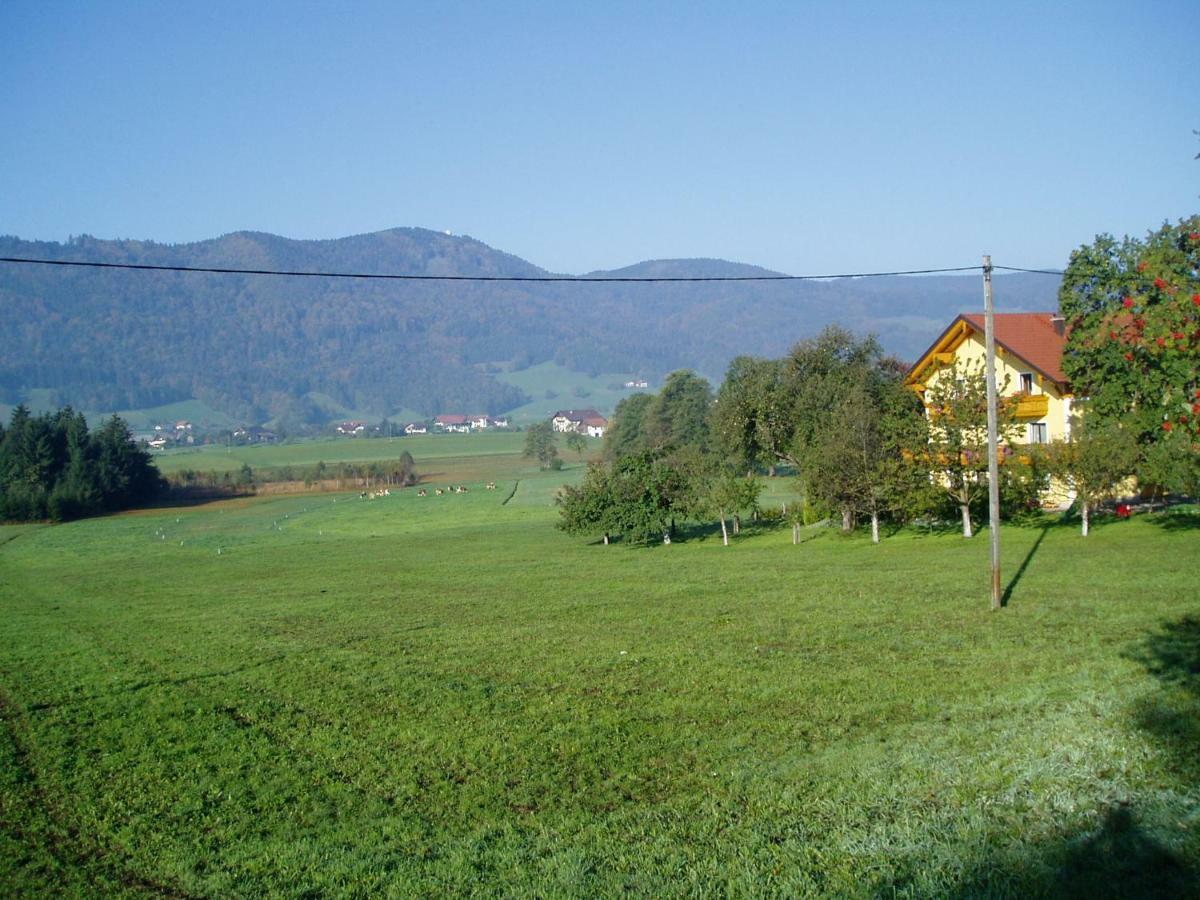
[993,264,1065,276]
[0,256,984,282]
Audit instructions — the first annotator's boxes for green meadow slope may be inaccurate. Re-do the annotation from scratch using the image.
[0,462,1197,895]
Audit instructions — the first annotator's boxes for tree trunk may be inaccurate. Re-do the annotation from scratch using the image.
[841,508,853,533]
[871,511,880,544]
[603,532,610,545]
[792,522,800,544]
[662,531,671,545]
[720,515,729,546]
[961,503,973,538]
[732,515,740,535]
[1081,500,1089,537]
[768,465,776,477]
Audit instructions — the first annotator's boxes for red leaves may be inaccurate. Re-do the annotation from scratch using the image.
[1123,297,1135,308]
[1154,277,1168,291]
[1163,421,1173,431]
[1124,352,1134,361]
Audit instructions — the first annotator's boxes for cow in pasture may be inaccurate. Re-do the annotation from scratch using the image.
[435,488,444,495]
[486,482,496,490]
[417,488,428,497]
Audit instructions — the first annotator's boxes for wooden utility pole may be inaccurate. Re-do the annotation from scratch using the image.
[983,255,1002,610]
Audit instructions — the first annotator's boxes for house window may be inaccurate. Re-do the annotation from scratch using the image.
[1027,422,1047,444]
[1019,372,1034,394]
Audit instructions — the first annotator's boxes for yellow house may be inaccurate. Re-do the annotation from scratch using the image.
[905,312,1072,446]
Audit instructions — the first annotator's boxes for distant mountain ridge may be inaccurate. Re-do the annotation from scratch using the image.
[586,258,785,279]
[0,227,1062,424]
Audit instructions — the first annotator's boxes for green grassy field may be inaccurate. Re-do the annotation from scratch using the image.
[497,362,653,424]
[154,432,533,476]
[1,462,1197,895]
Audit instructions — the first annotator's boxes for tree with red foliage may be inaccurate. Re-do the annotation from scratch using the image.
[1058,216,1200,495]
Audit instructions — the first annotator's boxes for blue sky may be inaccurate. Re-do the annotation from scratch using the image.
[1,0,1195,274]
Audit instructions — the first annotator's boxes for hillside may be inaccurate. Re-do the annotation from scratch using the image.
[0,228,1061,424]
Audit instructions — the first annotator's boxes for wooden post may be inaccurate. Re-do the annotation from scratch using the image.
[983,255,1002,610]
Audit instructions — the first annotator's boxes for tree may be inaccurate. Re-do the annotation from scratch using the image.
[641,370,714,454]
[557,462,618,544]
[523,421,560,470]
[786,327,921,536]
[804,374,927,542]
[1058,216,1199,490]
[565,431,587,460]
[712,356,789,474]
[556,448,694,545]
[705,471,763,546]
[918,358,1019,537]
[1042,417,1139,536]
[603,393,653,461]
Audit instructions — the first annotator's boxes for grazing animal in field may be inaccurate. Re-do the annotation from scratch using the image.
[417,488,428,497]
[486,482,496,490]
[435,488,444,496]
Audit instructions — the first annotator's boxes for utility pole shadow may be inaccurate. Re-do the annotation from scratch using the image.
[1001,524,1051,607]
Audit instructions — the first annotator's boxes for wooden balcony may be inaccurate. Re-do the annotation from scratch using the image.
[1011,393,1048,419]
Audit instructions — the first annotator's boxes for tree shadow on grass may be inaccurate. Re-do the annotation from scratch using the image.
[1146,506,1200,532]
[911,804,1200,899]
[1127,615,1200,785]
[878,618,1200,897]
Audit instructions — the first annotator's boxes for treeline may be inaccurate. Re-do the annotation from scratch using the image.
[559,327,945,546]
[165,454,419,493]
[0,406,165,522]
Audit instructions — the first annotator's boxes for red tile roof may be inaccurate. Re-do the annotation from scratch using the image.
[960,313,1068,387]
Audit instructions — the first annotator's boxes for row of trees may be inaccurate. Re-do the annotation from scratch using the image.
[166,454,419,493]
[0,406,165,522]
[559,332,942,545]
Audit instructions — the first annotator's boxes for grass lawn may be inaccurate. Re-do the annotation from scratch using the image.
[0,470,1197,896]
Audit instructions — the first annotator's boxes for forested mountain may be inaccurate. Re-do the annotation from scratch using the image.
[0,228,1061,424]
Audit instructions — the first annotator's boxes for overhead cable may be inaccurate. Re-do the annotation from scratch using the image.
[0,256,985,282]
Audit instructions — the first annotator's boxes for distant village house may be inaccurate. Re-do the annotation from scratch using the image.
[551,408,608,438]
[435,414,471,433]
